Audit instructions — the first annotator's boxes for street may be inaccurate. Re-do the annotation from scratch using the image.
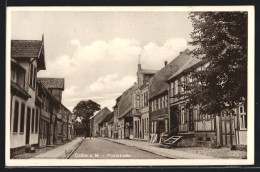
[69,138,166,159]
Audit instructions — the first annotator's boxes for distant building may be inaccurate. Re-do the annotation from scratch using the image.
[91,107,111,137]
[133,63,157,141]
[117,84,138,139]
[38,78,65,144]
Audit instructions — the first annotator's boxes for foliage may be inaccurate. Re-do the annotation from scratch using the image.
[186,12,248,114]
[73,100,100,128]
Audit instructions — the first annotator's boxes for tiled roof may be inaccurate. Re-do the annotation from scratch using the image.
[140,68,158,74]
[93,107,111,123]
[149,49,193,100]
[167,57,201,81]
[11,40,43,58]
[117,83,138,119]
[38,78,65,90]
[99,112,114,124]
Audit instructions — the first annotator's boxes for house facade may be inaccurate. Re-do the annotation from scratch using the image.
[167,56,247,148]
[91,107,111,137]
[10,37,46,156]
[117,84,138,139]
[148,50,193,143]
[10,36,74,157]
[132,64,157,141]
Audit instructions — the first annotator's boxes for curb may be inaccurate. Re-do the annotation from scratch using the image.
[66,138,85,159]
[100,138,175,159]
[100,138,214,159]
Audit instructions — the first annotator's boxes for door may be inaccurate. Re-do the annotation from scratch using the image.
[189,108,194,131]
[46,123,50,145]
[26,107,31,144]
[220,111,236,147]
[170,105,178,135]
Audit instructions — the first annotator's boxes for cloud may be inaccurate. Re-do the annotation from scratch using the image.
[68,39,81,47]
[38,37,187,111]
[88,73,136,94]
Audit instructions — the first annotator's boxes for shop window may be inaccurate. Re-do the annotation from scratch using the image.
[13,101,19,133]
[20,103,25,133]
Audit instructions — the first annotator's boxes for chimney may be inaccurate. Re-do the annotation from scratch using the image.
[164,61,168,66]
[138,64,141,71]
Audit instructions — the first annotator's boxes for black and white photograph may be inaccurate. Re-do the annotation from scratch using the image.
[5,6,254,166]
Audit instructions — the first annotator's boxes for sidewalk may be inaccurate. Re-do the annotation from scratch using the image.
[34,137,84,159]
[100,137,215,159]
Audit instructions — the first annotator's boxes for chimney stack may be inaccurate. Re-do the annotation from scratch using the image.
[164,61,168,66]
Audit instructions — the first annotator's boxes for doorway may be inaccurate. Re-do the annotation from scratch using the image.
[25,107,31,145]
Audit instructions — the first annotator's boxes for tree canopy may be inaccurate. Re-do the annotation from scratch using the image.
[186,12,248,114]
[73,100,101,126]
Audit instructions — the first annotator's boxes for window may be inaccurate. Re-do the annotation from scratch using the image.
[136,94,140,108]
[154,121,157,133]
[35,109,39,133]
[11,67,16,82]
[170,82,174,97]
[239,105,247,130]
[20,103,25,133]
[31,109,35,133]
[175,80,178,95]
[165,95,168,107]
[162,96,165,108]
[151,121,154,133]
[13,101,19,133]
[180,106,186,124]
[165,119,169,133]
[158,98,161,109]
[144,92,148,106]
[29,64,37,89]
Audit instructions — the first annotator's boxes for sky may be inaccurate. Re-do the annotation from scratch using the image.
[11,9,194,112]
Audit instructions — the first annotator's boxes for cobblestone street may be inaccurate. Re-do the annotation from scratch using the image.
[69,138,166,159]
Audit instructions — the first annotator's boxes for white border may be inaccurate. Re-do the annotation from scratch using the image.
[6,6,255,167]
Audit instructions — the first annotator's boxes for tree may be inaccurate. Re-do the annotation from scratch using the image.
[186,12,248,114]
[73,100,100,136]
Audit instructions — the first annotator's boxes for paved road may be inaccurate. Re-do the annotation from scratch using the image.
[69,138,165,159]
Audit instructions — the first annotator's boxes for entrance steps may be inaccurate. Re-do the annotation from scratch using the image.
[160,136,182,147]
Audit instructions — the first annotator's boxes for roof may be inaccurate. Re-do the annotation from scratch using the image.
[140,68,158,74]
[11,40,43,58]
[38,78,65,90]
[99,112,114,124]
[149,49,193,100]
[93,107,111,123]
[108,114,114,123]
[11,81,31,100]
[11,37,46,70]
[167,57,202,81]
[37,81,60,105]
[117,83,138,119]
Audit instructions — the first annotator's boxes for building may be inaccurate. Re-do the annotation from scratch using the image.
[117,84,138,139]
[107,114,114,138]
[132,64,157,141]
[91,107,111,137]
[98,112,114,137]
[166,53,247,148]
[113,96,121,138]
[37,78,65,144]
[147,49,193,143]
[10,36,46,156]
